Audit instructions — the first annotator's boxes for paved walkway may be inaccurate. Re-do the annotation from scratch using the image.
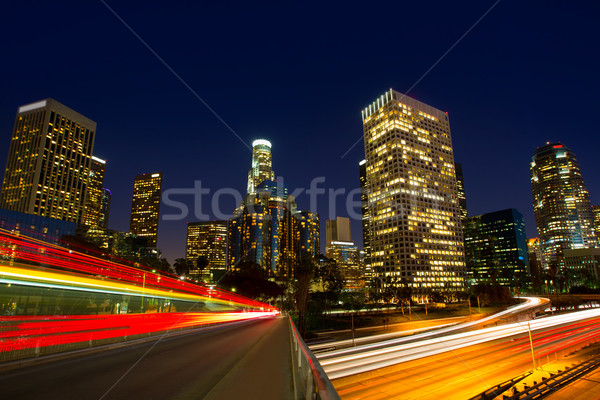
[202,316,295,400]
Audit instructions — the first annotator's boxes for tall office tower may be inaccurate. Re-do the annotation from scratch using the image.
[0,99,96,223]
[454,162,468,219]
[362,89,465,293]
[100,188,111,229]
[296,211,320,260]
[325,217,351,245]
[359,159,372,279]
[129,173,163,247]
[463,209,529,286]
[229,140,318,278]
[186,221,228,279]
[530,143,598,269]
[82,156,106,227]
[247,139,275,194]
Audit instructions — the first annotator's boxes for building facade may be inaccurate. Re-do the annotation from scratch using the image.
[563,248,600,288]
[101,188,111,229]
[186,221,228,280]
[454,162,468,220]
[129,173,163,247]
[82,156,106,228]
[0,208,77,244]
[229,140,320,278]
[0,99,96,224]
[463,209,529,286]
[326,217,351,245]
[359,159,372,279]
[530,142,598,269]
[247,139,275,194]
[362,89,465,293]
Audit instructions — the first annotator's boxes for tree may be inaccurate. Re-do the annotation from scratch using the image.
[140,257,173,274]
[313,257,344,308]
[294,256,316,337]
[196,256,209,270]
[174,258,193,276]
[218,261,284,301]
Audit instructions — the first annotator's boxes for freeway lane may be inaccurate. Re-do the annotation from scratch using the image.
[0,316,293,400]
[332,316,600,399]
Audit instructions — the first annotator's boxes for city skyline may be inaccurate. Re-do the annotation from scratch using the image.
[2,2,600,262]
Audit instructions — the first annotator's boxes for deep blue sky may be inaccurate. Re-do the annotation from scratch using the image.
[2,1,600,262]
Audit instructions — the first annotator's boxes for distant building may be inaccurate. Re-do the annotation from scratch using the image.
[86,228,156,259]
[101,188,112,229]
[359,159,372,279]
[454,162,468,220]
[82,156,106,228]
[464,209,529,286]
[362,89,465,294]
[0,99,96,224]
[296,211,320,260]
[527,238,542,287]
[593,205,600,243]
[530,143,598,269]
[129,173,163,247]
[247,139,275,194]
[186,221,227,281]
[326,217,351,245]
[326,240,364,291]
[563,248,600,288]
[0,208,77,244]
[228,140,320,278]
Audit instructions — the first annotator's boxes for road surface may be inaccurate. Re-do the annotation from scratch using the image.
[0,315,293,400]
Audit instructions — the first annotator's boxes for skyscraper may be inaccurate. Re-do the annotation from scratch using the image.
[186,221,228,280]
[325,217,351,245]
[229,139,320,278]
[101,188,111,229]
[129,173,163,247]
[359,159,372,279]
[454,162,468,220]
[463,209,529,286]
[296,211,320,260]
[82,156,106,227]
[362,89,465,293]
[247,139,274,194]
[530,142,598,269]
[0,99,96,223]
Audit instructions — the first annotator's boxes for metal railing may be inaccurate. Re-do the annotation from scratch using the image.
[288,316,340,400]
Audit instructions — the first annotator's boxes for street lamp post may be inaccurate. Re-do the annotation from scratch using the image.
[528,321,536,370]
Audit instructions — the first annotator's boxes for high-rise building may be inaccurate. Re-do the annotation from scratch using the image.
[326,240,363,290]
[101,188,111,229]
[530,142,598,269]
[296,211,320,260]
[563,248,600,288]
[129,173,163,247]
[186,221,228,281]
[229,140,320,278]
[247,139,275,194]
[454,162,468,220]
[463,209,529,286]
[0,99,96,223]
[362,89,465,293]
[82,156,106,227]
[359,159,372,278]
[326,217,351,245]
[593,205,600,243]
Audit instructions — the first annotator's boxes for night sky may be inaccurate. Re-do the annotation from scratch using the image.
[2,1,600,262]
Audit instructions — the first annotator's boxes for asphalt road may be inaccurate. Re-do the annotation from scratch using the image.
[0,315,293,400]
[333,316,600,399]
